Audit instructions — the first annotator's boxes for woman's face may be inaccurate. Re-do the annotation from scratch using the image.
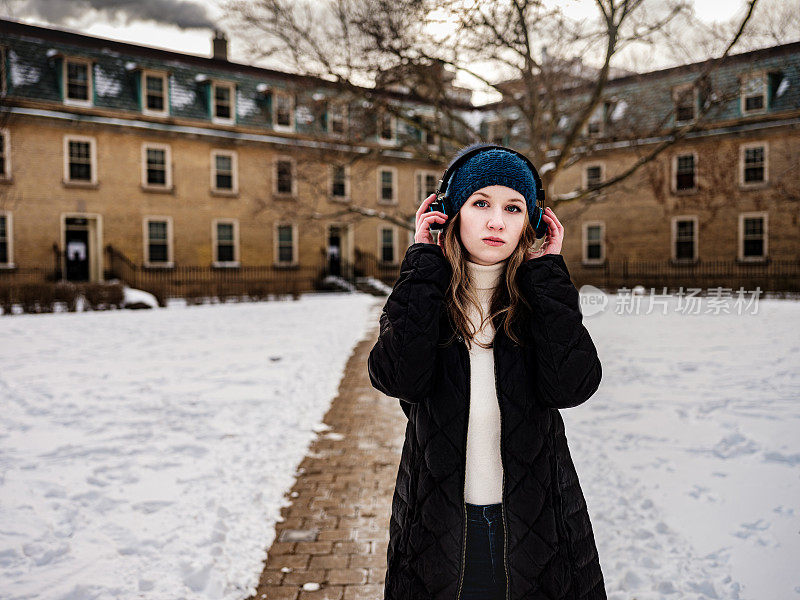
[458,185,527,265]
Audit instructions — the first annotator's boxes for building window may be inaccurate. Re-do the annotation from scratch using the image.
[741,73,767,114]
[0,128,10,180]
[63,57,92,106]
[212,81,235,124]
[672,216,697,262]
[379,226,396,263]
[143,217,173,267]
[211,150,238,193]
[415,170,439,205]
[419,117,440,148]
[739,212,767,261]
[584,164,603,188]
[740,142,767,186]
[142,143,172,190]
[142,71,168,116]
[274,157,295,196]
[327,102,347,136]
[0,46,6,96]
[378,111,396,144]
[273,90,295,130]
[673,153,696,192]
[486,118,506,144]
[275,223,297,264]
[673,83,696,123]
[586,102,608,137]
[0,212,12,266]
[63,135,97,184]
[213,219,239,266]
[408,215,416,247]
[378,167,397,203]
[330,164,349,200]
[582,221,605,264]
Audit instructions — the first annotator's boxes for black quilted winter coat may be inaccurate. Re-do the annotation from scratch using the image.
[367,242,606,600]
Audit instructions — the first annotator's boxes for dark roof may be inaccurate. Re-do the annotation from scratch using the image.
[0,16,474,109]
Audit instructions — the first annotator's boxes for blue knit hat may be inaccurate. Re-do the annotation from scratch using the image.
[446,147,539,224]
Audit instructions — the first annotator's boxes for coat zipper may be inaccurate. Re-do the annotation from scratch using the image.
[455,333,469,600]
[492,335,511,600]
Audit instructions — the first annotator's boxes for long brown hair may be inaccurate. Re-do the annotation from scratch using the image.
[438,209,539,350]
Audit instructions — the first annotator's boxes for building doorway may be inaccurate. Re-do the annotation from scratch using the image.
[61,214,103,282]
[326,223,352,278]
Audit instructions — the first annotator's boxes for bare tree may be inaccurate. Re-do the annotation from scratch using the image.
[220,0,761,232]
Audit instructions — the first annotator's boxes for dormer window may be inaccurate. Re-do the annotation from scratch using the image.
[212,81,236,124]
[586,102,610,137]
[741,73,767,114]
[63,57,93,107]
[673,83,697,124]
[327,102,347,136]
[378,111,396,144]
[273,90,295,132]
[142,70,168,117]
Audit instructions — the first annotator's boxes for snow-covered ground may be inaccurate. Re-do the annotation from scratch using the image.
[0,293,377,600]
[0,290,798,600]
[570,291,800,600]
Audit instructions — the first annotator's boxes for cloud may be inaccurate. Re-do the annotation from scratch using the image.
[11,0,215,29]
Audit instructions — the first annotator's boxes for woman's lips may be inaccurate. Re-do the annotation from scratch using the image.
[482,238,505,246]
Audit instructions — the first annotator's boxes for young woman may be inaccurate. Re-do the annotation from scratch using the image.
[368,144,605,600]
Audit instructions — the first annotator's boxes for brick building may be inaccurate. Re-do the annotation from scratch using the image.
[0,18,798,295]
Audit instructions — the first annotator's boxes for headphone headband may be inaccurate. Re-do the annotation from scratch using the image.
[435,143,545,206]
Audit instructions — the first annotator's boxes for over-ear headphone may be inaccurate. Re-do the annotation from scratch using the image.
[430,143,548,239]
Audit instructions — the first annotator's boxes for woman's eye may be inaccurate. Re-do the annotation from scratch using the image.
[474,200,521,213]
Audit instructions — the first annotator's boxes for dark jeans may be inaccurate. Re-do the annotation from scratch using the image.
[461,502,507,600]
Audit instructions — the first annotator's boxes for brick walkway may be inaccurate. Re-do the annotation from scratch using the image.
[246,303,401,600]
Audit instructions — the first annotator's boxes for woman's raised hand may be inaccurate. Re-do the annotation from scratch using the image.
[415,193,448,246]
[525,207,564,260]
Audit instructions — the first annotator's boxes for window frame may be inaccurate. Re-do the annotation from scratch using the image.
[670,215,699,263]
[740,71,768,115]
[62,56,93,107]
[738,211,768,262]
[414,169,439,205]
[142,216,174,268]
[62,134,98,186]
[582,163,605,189]
[329,163,351,202]
[672,82,698,124]
[141,69,169,117]
[211,80,236,125]
[377,165,398,205]
[0,211,13,268]
[141,142,173,191]
[272,90,295,132]
[582,220,605,265]
[0,45,7,97]
[671,151,698,194]
[378,111,397,145]
[739,141,769,188]
[274,221,298,266]
[0,127,10,181]
[377,224,398,265]
[273,155,297,198]
[326,101,348,136]
[210,149,239,195]
[212,218,240,267]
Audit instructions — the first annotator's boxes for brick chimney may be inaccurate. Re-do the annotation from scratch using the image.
[213,29,228,61]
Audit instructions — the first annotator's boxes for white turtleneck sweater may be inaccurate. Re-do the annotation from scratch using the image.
[463,257,507,505]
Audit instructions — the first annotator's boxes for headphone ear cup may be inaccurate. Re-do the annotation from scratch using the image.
[532,206,548,239]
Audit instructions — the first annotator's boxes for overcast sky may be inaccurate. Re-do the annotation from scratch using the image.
[0,0,794,102]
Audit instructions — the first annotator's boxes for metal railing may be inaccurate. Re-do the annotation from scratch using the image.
[105,245,322,300]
